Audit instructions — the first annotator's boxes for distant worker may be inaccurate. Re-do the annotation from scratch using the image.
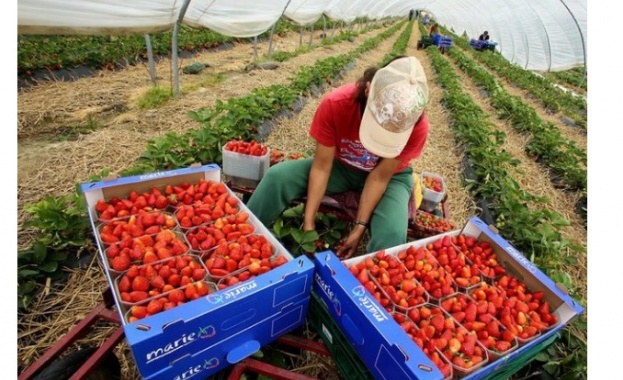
[409,9,414,21]
[429,23,439,37]
[479,31,490,41]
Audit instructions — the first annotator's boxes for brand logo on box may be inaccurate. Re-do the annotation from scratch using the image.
[314,273,341,315]
[352,286,388,322]
[206,281,258,304]
[145,325,216,364]
[139,171,172,181]
[171,357,220,380]
[505,245,537,273]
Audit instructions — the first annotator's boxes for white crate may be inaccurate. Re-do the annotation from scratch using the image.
[420,171,446,211]
[222,146,270,183]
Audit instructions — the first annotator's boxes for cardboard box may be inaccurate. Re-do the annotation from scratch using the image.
[314,216,584,380]
[80,164,315,379]
[143,296,310,379]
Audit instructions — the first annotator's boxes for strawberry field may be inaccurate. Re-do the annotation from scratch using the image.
[17,19,587,379]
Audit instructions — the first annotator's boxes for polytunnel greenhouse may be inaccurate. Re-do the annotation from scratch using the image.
[17,0,589,379]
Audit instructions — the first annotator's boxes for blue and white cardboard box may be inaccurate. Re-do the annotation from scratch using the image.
[314,216,584,380]
[80,164,315,379]
[143,296,310,380]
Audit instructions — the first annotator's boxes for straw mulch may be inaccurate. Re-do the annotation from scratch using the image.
[17,21,588,379]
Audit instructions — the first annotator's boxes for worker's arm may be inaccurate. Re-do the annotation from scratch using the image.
[336,157,402,259]
[303,143,335,231]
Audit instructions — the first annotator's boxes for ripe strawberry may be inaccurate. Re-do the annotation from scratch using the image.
[185,284,199,301]
[192,268,206,281]
[111,255,131,271]
[431,314,445,332]
[195,281,211,296]
[131,305,147,319]
[150,275,166,290]
[146,299,163,315]
[118,276,131,293]
[129,291,149,303]
[132,276,150,292]
[168,289,185,304]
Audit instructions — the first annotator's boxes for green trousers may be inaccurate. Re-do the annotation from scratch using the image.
[246,158,413,253]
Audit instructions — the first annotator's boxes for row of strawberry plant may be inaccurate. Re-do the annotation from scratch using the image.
[547,67,587,92]
[425,45,586,380]
[17,21,407,310]
[18,17,384,77]
[446,45,587,194]
[270,20,417,256]
[447,28,587,129]
[19,26,236,76]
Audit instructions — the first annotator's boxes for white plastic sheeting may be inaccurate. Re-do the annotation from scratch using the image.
[16,0,587,72]
[420,0,587,71]
[184,0,290,37]
[283,0,333,26]
[18,0,183,35]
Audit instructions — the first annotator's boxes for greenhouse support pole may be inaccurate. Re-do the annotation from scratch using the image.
[267,23,278,59]
[560,0,587,76]
[172,0,194,97]
[323,15,327,37]
[299,27,304,47]
[267,0,292,59]
[308,23,314,47]
[253,36,258,62]
[144,34,157,85]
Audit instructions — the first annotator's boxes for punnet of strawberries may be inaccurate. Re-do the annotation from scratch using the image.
[414,211,456,237]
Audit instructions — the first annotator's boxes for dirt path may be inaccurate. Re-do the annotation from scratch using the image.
[17,24,395,247]
[406,30,476,228]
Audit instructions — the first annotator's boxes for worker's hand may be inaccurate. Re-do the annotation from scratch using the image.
[302,220,316,232]
[336,227,366,260]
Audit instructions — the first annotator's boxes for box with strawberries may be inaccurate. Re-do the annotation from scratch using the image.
[420,171,446,213]
[80,163,314,380]
[313,216,584,380]
[222,139,270,188]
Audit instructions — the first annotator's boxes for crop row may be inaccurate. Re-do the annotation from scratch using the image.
[17,17,369,76]
[445,45,587,223]
[447,29,587,129]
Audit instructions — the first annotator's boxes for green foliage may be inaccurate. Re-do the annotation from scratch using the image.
[270,204,347,256]
[19,193,92,310]
[24,194,90,249]
[137,86,174,109]
[530,319,587,380]
[445,38,587,214]
[547,67,587,91]
[443,26,586,129]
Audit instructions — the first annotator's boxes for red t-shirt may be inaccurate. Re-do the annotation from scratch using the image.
[309,83,429,172]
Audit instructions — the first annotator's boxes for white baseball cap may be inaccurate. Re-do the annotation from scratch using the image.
[359,56,429,158]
